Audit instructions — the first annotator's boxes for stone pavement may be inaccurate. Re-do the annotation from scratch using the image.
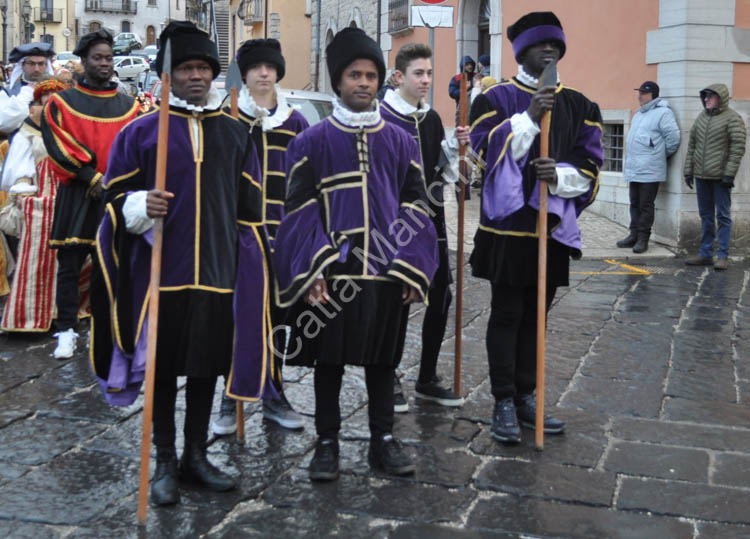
[1,194,750,537]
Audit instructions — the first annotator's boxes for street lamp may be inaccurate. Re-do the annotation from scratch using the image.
[22,0,31,43]
[0,0,7,63]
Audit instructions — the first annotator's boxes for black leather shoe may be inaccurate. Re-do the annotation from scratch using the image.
[515,393,565,434]
[309,438,339,481]
[179,441,236,491]
[151,453,180,506]
[491,398,521,443]
[368,434,415,476]
[616,233,637,248]
[632,235,649,253]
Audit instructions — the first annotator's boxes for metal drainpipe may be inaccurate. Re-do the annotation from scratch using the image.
[376,0,381,47]
[314,0,321,91]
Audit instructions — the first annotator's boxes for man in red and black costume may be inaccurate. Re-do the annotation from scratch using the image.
[41,29,140,359]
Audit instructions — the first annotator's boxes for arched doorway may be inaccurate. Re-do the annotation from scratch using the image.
[121,21,131,33]
[146,25,156,45]
[456,0,501,78]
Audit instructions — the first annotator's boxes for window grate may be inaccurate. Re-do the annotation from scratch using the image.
[388,0,410,33]
[603,122,623,173]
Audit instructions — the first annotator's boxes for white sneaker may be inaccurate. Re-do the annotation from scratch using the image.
[53,328,78,359]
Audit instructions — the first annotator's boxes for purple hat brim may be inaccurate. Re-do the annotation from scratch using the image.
[511,25,566,61]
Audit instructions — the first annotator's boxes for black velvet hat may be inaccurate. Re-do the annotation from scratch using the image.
[237,39,286,82]
[73,30,113,58]
[153,21,220,78]
[507,12,566,62]
[9,42,55,62]
[326,28,385,96]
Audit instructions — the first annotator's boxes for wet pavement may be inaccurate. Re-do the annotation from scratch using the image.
[1,195,749,538]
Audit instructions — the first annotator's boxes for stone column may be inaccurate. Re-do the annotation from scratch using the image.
[649,0,750,252]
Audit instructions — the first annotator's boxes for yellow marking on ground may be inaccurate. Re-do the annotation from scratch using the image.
[571,259,652,276]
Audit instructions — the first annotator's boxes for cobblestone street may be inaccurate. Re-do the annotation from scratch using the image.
[1,194,749,538]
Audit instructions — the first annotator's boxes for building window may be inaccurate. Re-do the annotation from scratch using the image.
[148,0,156,5]
[121,21,131,32]
[603,123,624,172]
[41,34,54,47]
[388,0,410,33]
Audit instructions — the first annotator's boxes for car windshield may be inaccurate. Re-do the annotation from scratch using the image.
[114,40,128,46]
[286,98,333,125]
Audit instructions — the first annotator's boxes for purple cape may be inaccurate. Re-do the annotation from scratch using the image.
[91,106,278,405]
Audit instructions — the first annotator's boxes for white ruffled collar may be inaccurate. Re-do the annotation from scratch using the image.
[167,86,223,112]
[237,85,292,131]
[516,65,560,88]
[382,88,430,116]
[332,98,381,128]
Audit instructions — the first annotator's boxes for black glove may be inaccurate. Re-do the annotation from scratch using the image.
[722,175,735,189]
[685,176,694,189]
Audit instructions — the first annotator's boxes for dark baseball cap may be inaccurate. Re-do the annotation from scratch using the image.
[635,81,659,96]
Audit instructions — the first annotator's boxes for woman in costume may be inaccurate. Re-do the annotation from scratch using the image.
[0,78,89,333]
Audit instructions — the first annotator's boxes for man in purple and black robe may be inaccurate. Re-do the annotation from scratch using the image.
[91,21,274,506]
[273,28,438,481]
[469,12,604,444]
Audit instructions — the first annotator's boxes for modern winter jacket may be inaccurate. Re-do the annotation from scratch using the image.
[683,83,746,180]
[623,97,680,183]
[449,56,475,104]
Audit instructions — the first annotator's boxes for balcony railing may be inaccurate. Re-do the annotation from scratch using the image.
[34,8,63,23]
[84,0,137,15]
[388,0,410,33]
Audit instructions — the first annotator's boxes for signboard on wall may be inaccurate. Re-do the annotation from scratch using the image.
[411,5,454,28]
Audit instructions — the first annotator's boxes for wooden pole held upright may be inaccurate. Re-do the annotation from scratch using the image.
[229,84,246,442]
[535,109,551,451]
[454,72,468,396]
[137,43,172,525]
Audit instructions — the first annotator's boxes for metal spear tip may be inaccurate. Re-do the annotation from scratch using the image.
[227,59,243,91]
[162,39,172,78]
[538,60,557,90]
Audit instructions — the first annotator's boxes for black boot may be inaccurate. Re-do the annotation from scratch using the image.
[179,441,236,492]
[150,448,180,506]
[309,438,339,481]
[368,434,415,476]
[616,232,637,248]
[632,233,649,254]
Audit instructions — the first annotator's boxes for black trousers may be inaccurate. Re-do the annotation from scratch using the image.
[314,363,394,440]
[54,246,92,331]
[153,376,217,451]
[486,282,556,402]
[628,182,660,236]
[418,282,452,384]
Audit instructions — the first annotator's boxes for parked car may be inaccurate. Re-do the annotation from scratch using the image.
[281,89,334,125]
[113,56,149,80]
[114,32,142,48]
[142,45,158,62]
[55,51,80,63]
[129,49,152,65]
[136,69,160,93]
[113,36,141,55]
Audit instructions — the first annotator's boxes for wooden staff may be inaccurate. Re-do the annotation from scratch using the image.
[454,72,468,396]
[227,59,245,442]
[138,39,172,525]
[535,61,557,450]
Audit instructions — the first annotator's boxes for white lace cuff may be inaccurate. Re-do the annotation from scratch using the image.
[123,190,154,234]
[549,166,592,199]
[510,111,540,161]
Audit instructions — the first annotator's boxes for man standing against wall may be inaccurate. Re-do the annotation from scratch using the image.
[617,81,680,253]
[683,84,746,270]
